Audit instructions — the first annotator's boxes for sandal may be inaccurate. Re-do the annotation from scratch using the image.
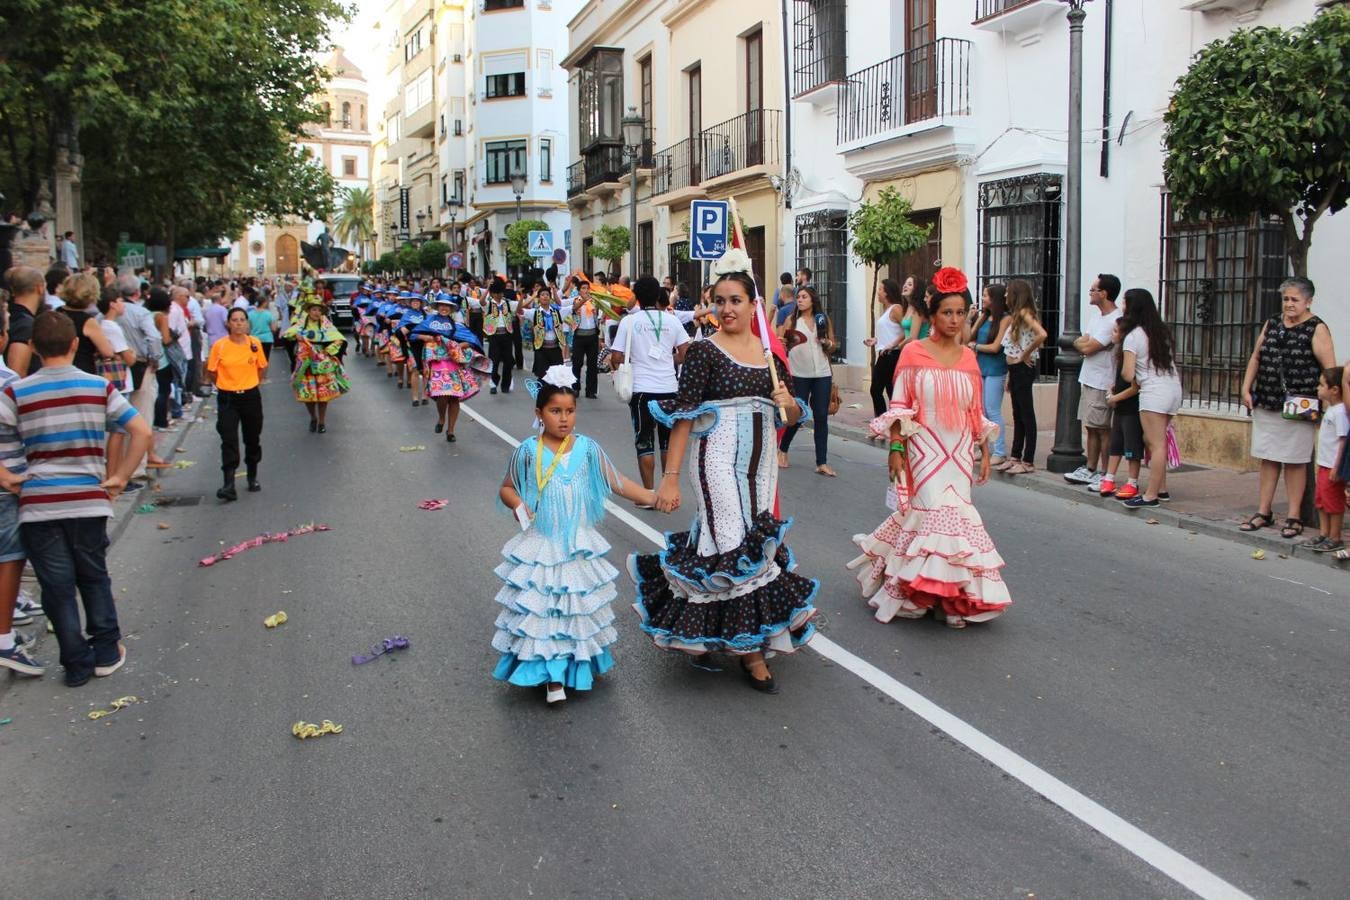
[995,460,1016,472]
[1334,548,1350,561]
[1239,512,1274,532]
[1316,540,1345,554]
[815,465,837,477]
[1279,518,1304,539]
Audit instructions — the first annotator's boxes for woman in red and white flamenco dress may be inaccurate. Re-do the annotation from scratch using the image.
[847,267,1012,628]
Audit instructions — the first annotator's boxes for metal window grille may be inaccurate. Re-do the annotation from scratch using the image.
[668,241,701,296]
[977,174,1063,378]
[638,222,654,278]
[1159,194,1287,412]
[792,0,846,96]
[796,209,850,362]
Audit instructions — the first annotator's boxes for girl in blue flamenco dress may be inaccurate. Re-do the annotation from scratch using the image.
[493,365,658,705]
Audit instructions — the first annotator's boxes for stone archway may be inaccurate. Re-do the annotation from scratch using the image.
[275,234,299,275]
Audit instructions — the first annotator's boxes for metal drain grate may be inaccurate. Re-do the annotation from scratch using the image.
[152,495,203,507]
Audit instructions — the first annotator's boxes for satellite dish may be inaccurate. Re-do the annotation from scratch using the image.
[1117,110,1134,146]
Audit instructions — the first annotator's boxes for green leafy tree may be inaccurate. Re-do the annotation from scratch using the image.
[397,243,420,274]
[1163,9,1350,277]
[377,251,399,274]
[848,187,932,350]
[591,224,632,277]
[503,219,550,268]
[419,240,450,274]
[0,0,346,254]
[333,187,376,261]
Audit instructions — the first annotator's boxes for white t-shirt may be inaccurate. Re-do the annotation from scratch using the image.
[1079,307,1122,391]
[1316,404,1349,469]
[100,319,130,356]
[612,309,690,394]
[1123,328,1177,386]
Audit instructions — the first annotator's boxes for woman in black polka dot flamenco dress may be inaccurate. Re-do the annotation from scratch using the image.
[630,257,818,694]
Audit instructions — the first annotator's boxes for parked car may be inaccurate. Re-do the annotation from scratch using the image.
[313,274,359,331]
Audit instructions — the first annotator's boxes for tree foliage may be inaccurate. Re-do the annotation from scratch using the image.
[419,240,450,274]
[591,225,632,275]
[333,187,376,259]
[0,0,347,253]
[504,219,550,268]
[848,187,932,346]
[397,244,420,274]
[377,251,398,274]
[1163,9,1349,276]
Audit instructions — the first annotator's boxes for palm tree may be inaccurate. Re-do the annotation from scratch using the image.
[331,186,375,263]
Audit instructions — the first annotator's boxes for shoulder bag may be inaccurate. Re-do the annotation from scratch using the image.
[611,315,635,402]
[1277,322,1321,422]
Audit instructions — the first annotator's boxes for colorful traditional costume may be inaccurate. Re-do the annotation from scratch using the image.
[492,433,621,690]
[629,339,818,656]
[847,340,1011,625]
[282,310,350,403]
[413,315,489,399]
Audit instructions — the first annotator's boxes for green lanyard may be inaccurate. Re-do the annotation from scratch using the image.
[644,310,662,342]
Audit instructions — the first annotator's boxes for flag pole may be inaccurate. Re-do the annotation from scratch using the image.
[728,197,785,418]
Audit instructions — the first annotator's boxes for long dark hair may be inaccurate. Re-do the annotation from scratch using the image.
[787,285,836,347]
[1112,315,1138,372]
[973,283,1007,336]
[1122,288,1174,374]
[880,278,906,311]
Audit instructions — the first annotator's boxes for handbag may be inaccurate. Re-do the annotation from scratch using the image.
[1277,322,1320,422]
[96,356,130,393]
[611,316,635,403]
[828,382,842,416]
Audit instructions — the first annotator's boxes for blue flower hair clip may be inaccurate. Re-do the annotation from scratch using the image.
[525,378,542,400]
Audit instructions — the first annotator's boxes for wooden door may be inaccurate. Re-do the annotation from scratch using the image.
[688,65,702,183]
[745,31,763,165]
[275,234,299,275]
[905,0,937,122]
[885,209,941,304]
[745,226,766,295]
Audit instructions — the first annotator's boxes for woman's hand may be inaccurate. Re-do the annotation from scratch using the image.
[975,450,991,486]
[888,449,906,482]
[771,383,796,414]
[1241,389,1254,411]
[1106,394,1118,408]
[655,478,681,513]
[863,337,877,347]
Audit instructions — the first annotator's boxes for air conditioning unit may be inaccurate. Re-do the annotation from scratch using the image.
[454,120,463,136]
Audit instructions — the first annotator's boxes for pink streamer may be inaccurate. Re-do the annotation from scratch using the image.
[417,498,450,511]
[198,523,332,567]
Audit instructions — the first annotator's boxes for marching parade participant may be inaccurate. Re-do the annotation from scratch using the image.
[847,267,1011,629]
[414,294,489,443]
[519,281,569,378]
[281,286,350,434]
[629,248,818,694]
[492,365,657,705]
[395,292,429,406]
[483,279,517,395]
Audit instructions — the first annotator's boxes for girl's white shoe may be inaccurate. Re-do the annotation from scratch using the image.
[545,684,567,704]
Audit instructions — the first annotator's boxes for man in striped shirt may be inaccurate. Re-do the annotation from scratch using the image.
[0,312,153,687]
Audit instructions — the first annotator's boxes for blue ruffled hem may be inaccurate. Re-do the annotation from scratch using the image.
[492,649,615,690]
[653,513,797,594]
[648,399,721,437]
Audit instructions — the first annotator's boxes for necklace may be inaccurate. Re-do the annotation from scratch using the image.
[534,434,573,499]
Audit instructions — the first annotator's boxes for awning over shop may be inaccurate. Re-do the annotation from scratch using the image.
[174,247,231,260]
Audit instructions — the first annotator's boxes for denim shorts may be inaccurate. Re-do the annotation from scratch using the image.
[0,491,24,563]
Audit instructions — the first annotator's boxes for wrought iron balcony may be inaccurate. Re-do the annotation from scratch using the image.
[836,38,971,145]
[792,0,846,97]
[566,160,586,197]
[975,0,1038,20]
[652,109,781,196]
[567,141,657,197]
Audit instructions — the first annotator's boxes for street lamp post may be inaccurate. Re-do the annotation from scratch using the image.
[1046,0,1091,474]
[510,170,526,223]
[621,106,647,279]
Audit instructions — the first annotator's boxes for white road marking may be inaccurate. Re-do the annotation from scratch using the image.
[461,401,1254,900]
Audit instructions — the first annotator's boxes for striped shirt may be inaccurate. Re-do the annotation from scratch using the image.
[0,365,138,522]
[0,361,26,476]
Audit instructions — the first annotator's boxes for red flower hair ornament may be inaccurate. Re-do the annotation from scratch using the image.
[932,267,969,296]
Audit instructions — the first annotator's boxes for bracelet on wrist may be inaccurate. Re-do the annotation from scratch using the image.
[888,441,905,454]
[663,471,680,477]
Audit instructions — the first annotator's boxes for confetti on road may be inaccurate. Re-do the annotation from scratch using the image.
[292,719,343,740]
[0,717,12,726]
[264,611,288,629]
[197,522,332,567]
[1251,549,1266,560]
[157,523,170,530]
[352,635,411,665]
[172,460,196,469]
[88,696,139,720]
[417,498,449,511]
[135,504,158,514]
[398,445,427,452]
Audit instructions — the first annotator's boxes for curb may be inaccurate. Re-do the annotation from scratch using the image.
[822,417,1349,572]
[108,400,209,548]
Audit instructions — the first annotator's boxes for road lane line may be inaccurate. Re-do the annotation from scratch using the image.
[461,402,1253,900]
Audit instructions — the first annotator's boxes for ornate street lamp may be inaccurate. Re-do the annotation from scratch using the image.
[510,170,526,223]
[1046,0,1092,474]
[622,106,648,278]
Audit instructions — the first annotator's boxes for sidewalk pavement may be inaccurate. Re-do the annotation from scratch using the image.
[823,385,1350,571]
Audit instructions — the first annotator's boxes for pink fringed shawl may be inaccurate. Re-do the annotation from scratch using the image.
[887,341,986,437]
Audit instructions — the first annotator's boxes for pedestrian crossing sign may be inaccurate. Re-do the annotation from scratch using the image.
[528,231,554,258]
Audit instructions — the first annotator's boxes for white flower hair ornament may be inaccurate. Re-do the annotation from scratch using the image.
[543,364,578,390]
[710,247,754,278]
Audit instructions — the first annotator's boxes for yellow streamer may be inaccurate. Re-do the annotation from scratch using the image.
[88,696,139,720]
[264,611,288,629]
[534,434,573,498]
[292,719,343,740]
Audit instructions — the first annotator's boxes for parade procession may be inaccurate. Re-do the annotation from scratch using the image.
[2,0,1349,897]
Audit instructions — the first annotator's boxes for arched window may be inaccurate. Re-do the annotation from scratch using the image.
[341,101,351,128]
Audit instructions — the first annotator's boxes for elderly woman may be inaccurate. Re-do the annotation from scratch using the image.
[1239,277,1335,538]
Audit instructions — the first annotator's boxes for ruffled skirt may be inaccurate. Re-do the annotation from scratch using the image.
[630,510,818,657]
[492,525,619,691]
[428,358,486,400]
[847,501,1011,624]
[292,359,350,403]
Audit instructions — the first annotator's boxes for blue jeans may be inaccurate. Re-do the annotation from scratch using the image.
[982,372,1007,458]
[779,375,831,466]
[21,517,120,683]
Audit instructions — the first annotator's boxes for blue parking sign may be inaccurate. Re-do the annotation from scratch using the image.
[690,200,729,260]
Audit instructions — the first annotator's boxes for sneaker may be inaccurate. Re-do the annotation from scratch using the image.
[15,589,41,619]
[94,643,126,677]
[0,642,46,676]
[12,608,33,627]
[1087,472,1104,492]
[1097,477,1116,497]
[1114,483,1139,501]
[1157,492,1172,502]
[1122,495,1160,509]
[545,684,567,704]
[1063,465,1094,484]
[1316,540,1346,554]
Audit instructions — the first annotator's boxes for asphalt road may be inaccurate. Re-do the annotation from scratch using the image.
[2,353,1347,900]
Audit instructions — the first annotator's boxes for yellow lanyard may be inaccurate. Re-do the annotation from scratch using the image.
[534,435,573,499]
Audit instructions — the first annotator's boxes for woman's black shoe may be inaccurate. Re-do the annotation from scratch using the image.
[247,481,261,493]
[447,432,456,443]
[741,660,778,694]
[317,424,326,434]
[217,484,238,502]
[435,422,444,433]
[308,420,317,433]
[420,398,429,406]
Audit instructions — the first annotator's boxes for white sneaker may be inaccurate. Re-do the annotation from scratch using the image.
[545,684,567,704]
[1063,465,1094,484]
[1087,472,1104,492]
[94,643,127,677]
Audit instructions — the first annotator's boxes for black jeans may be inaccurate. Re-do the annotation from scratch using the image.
[572,332,600,397]
[531,345,564,378]
[217,388,264,477]
[187,325,203,395]
[629,391,676,458]
[870,348,900,416]
[153,363,175,428]
[489,333,515,392]
[779,375,832,466]
[21,517,119,683]
[1008,363,1038,464]
[512,327,524,369]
